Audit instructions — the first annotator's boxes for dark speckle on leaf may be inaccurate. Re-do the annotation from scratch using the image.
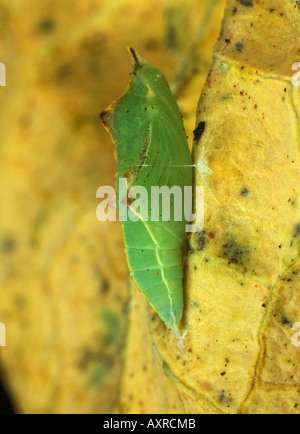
[193,121,206,142]
[2,237,16,253]
[293,224,300,238]
[235,41,244,52]
[195,231,206,251]
[55,64,73,81]
[37,18,56,34]
[101,279,110,294]
[219,390,228,403]
[189,231,206,253]
[165,25,178,51]
[220,390,225,402]
[281,315,291,325]
[222,238,250,266]
[238,0,254,7]
[241,188,249,196]
[101,310,121,346]
[164,7,180,51]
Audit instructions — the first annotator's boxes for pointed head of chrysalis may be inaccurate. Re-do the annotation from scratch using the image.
[100,47,174,175]
[127,47,170,92]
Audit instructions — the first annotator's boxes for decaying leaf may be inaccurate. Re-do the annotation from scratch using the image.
[0,0,225,414]
[121,0,300,414]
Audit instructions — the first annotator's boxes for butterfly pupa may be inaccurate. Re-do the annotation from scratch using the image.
[100,48,192,337]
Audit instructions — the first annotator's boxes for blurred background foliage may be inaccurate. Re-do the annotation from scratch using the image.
[0,0,226,413]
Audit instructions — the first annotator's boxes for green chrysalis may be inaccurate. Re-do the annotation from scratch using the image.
[100,48,192,337]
